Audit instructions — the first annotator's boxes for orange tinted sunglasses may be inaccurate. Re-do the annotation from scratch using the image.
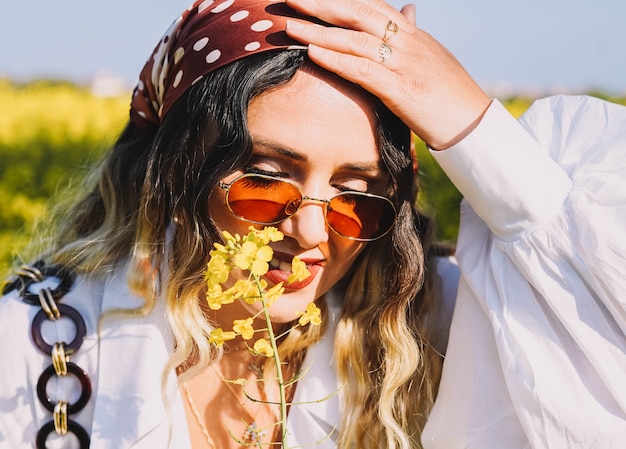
[218,174,396,241]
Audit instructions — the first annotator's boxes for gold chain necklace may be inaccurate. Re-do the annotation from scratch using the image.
[182,363,272,448]
[182,383,217,449]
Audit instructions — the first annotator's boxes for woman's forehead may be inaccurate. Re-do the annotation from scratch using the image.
[246,69,381,170]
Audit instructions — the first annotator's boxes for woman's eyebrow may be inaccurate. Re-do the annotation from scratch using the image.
[253,139,385,173]
[338,161,385,173]
[253,139,307,162]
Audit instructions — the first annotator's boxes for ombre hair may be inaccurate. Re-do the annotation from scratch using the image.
[37,50,444,449]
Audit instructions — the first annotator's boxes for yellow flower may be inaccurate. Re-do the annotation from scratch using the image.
[205,253,230,287]
[228,279,259,301]
[253,338,274,358]
[221,230,236,241]
[241,279,268,304]
[268,228,283,241]
[263,283,285,307]
[234,240,274,276]
[233,318,255,340]
[206,284,235,310]
[253,226,283,245]
[297,302,322,326]
[211,242,231,258]
[233,241,256,269]
[209,328,236,346]
[287,256,310,284]
[251,245,273,276]
[212,242,228,253]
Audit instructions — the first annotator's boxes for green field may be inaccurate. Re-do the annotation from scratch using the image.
[1,79,624,278]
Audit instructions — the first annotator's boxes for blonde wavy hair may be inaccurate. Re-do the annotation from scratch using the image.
[31,51,445,448]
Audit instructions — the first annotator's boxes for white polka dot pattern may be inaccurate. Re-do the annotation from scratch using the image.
[174,47,185,64]
[251,20,273,32]
[206,49,221,64]
[230,10,249,22]
[173,70,184,87]
[130,0,311,128]
[211,0,235,14]
[193,37,209,51]
[197,0,215,13]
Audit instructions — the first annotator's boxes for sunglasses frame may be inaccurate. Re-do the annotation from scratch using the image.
[218,173,397,242]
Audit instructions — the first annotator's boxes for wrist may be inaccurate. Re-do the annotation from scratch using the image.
[428,98,492,151]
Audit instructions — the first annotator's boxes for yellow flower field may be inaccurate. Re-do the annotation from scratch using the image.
[0,79,129,277]
[0,79,128,147]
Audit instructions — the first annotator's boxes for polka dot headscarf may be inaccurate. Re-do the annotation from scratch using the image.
[130,0,312,128]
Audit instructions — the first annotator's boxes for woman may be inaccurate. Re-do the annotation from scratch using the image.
[283,0,626,448]
[0,1,454,448]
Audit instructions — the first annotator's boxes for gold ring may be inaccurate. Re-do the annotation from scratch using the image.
[383,20,399,42]
[378,42,392,64]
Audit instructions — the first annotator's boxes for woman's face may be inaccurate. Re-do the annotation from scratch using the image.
[209,67,390,323]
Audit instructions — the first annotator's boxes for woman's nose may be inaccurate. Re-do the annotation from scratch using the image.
[278,200,329,249]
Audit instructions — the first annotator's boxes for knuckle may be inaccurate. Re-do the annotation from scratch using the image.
[311,23,329,40]
[346,1,378,30]
[349,31,371,53]
[352,60,377,80]
[352,1,376,22]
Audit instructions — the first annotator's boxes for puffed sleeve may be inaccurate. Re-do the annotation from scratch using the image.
[422,96,626,449]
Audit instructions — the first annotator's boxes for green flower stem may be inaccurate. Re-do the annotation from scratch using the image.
[256,277,288,447]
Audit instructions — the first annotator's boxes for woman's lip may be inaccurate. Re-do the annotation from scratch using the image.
[264,263,321,290]
[265,251,323,290]
[271,251,322,265]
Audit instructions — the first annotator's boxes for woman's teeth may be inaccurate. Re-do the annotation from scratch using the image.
[270,257,292,272]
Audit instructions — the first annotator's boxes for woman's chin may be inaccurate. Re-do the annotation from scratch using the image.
[241,291,320,325]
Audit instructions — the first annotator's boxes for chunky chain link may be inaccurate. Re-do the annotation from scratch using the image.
[3,261,91,448]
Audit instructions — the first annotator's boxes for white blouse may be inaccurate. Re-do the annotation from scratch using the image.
[422,96,626,448]
[0,261,458,449]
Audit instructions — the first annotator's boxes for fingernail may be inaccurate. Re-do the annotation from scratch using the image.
[286,19,304,31]
[307,44,326,56]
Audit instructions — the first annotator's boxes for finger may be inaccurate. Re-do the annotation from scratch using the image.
[305,43,401,109]
[400,4,416,25]
[286,19,397,66]
[286,0,409,39]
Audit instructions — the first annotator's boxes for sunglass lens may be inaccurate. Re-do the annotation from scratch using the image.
[227,176,302,224]
[327,193,395,240]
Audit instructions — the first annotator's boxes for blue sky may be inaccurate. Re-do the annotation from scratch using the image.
[1,0,624,96]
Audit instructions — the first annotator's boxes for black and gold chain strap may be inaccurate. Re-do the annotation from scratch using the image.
[3,261,91,448]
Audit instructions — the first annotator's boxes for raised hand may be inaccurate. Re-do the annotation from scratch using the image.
[285,0,492,150]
